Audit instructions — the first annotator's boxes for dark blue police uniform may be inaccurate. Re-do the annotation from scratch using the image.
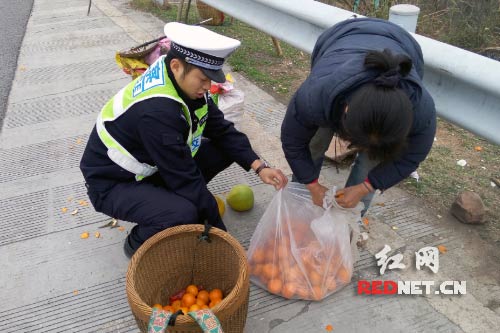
[80,63,259,254]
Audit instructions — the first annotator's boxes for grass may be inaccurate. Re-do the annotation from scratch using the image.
[130,0,500,246]
[399,119,500,244]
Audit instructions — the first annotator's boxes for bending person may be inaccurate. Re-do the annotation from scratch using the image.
[281,18,436,215]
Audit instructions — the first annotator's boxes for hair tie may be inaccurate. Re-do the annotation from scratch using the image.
[374,68,400,88]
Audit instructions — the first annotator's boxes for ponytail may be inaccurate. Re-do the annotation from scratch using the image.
[365,49,412,88]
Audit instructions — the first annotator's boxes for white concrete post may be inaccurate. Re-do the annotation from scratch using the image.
[389,4,420,33]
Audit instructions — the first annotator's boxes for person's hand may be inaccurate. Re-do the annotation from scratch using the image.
[335,183,372,208]
[258,168,288,190]
[306,181,329,207]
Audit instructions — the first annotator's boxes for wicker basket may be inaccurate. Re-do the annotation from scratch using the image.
[196,1,225,26]
[126,224,249,333]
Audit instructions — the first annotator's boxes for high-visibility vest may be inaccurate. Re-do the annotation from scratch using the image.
[96,55,208,181]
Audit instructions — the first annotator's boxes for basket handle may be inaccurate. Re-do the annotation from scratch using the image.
[148,308,224,333]
[197,220,212,243]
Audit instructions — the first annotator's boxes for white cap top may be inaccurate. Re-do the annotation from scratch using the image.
[164,22,241,59]
[389,4,420,16]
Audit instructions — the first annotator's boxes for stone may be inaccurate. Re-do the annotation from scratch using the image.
[450,191,486,224]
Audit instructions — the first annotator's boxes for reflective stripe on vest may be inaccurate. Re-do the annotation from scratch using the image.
[96,55,208,181]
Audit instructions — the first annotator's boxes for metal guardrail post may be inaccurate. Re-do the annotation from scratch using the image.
[200,0,500,145]
[388,4,420,33]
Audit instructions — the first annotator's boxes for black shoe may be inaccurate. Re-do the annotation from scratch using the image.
[123,235,136,259]
[123,226,143,259]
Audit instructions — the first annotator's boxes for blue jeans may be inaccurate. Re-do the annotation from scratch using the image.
[294,127,380,216]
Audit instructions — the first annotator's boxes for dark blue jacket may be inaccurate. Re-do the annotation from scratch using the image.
[80,65,258,225]
[281,18,436,190]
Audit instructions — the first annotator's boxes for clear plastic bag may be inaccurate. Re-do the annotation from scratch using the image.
[247,183,361,300]
[218,89,245,130]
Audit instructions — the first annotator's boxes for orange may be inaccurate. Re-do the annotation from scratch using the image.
[326,276,337,291]
[181,293,196,307]
[267,278,283,294]
[163,305,174,312]
[251,248,266,264]
[262,263,279,280]
[308,270,322,285]
[214,195,225,216]
[171,300,181,310]
[258,263,268,275]
[201,304,209,309]
[152,303,163,310]
[209,289,223,302]
[336,266,351,283]
[281,283,296,299]
[179,306,189,315]
[209,298,222,308]
[312,285,324,300]
[195,298,205,307]
[186,284,199,296]
[197,290,210,304]
[251,263,264,277]
[285,266,303,284]
[189,304,201,312]
[295,286,310,299]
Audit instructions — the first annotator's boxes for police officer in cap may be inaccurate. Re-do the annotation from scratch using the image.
[80,22,288,258]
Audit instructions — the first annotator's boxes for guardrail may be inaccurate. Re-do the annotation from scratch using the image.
[201,0,500,145]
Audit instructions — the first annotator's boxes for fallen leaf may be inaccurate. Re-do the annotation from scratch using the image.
[362,217,369,226]
[80,232,89,239]
[71,208,79,215]
[391,226,399,230]
[118,226,125,231]
[325,324,334,331]
[67,196,73,202]
[437,245,447,254]
[19,65,26,71]
[99,218,120,228]
[61,207,68,213]
[73,290,79,295]
[76,138,83,145]
[79,200,89,206]
[94,231,101,238]
[474,146,482,151]
[437,214,442,219]
[376,202,385,207]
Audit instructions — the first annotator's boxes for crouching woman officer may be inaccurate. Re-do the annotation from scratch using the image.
[80,22,287,257]
[281,18,436,215]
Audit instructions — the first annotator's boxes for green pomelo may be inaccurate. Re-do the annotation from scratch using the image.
[226,184,254,212]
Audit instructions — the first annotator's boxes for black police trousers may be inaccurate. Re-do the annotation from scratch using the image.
[86,139,232,246]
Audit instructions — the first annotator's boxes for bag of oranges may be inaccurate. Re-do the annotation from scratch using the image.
[247,183,361,301]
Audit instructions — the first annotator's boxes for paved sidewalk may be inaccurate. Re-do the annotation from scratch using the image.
[0,0,499,332]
